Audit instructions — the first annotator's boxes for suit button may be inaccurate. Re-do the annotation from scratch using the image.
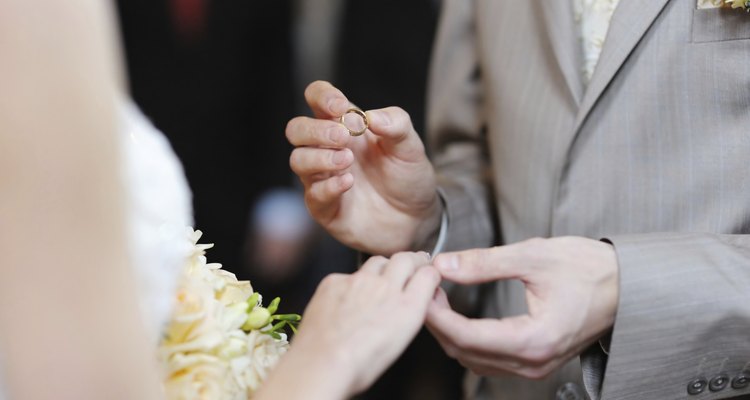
[732,374,750,389]
[709,374,729,392]
[555,382,585,400]
[687,378,707,395]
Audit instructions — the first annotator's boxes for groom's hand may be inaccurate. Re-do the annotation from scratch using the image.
[426,237,619,379]
[287,81,440,255]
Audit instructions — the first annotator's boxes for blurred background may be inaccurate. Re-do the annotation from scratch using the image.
[116,0,460,398]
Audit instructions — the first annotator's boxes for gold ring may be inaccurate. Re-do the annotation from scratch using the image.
[339,107,369,136]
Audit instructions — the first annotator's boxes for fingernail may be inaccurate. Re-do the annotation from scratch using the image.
[436,255,459,271]
[332,150,351,165]
[418,251,431,260]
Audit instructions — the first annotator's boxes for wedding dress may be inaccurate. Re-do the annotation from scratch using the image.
[0,100,193,399]
[119,99,195,340]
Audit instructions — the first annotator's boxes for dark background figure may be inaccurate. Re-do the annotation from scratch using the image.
[116,0,295,275]
[116,0,460,397]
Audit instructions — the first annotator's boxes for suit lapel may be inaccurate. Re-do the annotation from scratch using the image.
[547,0,671,233]
[572,0,672,132]
[538,0,584,106]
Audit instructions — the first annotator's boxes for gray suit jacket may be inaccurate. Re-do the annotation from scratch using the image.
[426,0,750,399]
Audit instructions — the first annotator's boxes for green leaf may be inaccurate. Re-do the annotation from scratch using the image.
[273,314,301,322]
[267,297,281,315]
[270,321,287,332]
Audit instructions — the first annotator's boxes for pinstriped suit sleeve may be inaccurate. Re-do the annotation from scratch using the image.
[582,233,750,400]
[426,0,496,255]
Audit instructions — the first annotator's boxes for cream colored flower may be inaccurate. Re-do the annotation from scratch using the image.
[163,275,223,352]
[163,353,231,400]
[214,269,254,306]
[159,228,290,400]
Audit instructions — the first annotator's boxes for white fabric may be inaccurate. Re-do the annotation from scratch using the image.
[697,0,727,8]
[119,100,193,341]
[572,0,621,83]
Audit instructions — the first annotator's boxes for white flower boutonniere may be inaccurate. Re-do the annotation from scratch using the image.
[698,0,750,10]
[726,0,750,9]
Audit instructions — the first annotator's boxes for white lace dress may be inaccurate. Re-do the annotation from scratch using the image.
[0,101,193,399]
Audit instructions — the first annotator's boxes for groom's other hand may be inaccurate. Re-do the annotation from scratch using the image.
[286,81,441,255]
[425,237,618,379]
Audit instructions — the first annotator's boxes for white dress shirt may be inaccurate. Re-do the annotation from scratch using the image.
[572,0,621,84]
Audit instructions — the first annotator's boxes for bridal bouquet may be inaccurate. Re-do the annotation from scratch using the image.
[158,229,300,400]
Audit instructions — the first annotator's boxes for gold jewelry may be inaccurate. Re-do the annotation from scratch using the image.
[339,107,369,136]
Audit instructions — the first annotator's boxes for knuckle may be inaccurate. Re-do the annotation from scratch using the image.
[328,151,340,167]
[320,273,347,289]
[323,176,340,194]
[387,106,410,120]
[366,255,388,266]
[443,345,460,360]
[450,333,472,351]
[520,335,559,365]
[552,236,580,251]
[306,182,326,203]
[390,251,412,263]
[418,266,441,284]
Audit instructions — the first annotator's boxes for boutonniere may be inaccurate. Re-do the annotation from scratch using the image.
[698,0,750,10]
[725,0,750,10]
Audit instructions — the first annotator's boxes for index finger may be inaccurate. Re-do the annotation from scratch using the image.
[433,244,530,285]
[426,302,535,357]
[304,80,351,119]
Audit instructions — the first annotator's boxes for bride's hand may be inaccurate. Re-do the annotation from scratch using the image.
[256,252,440,400]
[286,81,441,255]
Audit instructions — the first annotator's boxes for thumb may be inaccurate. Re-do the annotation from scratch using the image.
[365,107,426,162]
[433,246,527,284]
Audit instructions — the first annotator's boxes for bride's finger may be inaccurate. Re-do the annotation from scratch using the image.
[359,255,389,275]
[403,266,442,308]
[383,252,432,289]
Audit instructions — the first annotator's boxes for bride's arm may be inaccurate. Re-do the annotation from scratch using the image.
[255,253,441,400]
[0,1,161,400]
